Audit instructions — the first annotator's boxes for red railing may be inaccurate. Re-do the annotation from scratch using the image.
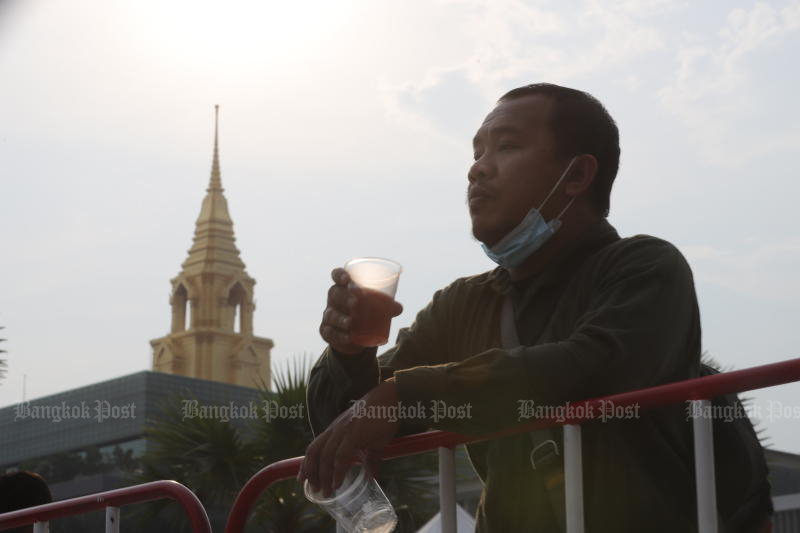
[225,357,800,533]
[0,480,211,532]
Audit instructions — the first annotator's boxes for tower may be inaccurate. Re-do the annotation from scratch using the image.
[150,106,273,389]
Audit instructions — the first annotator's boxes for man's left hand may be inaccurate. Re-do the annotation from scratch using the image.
[297,379,401,497]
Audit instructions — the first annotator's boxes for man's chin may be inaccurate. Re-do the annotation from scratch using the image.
[470,225,499,249]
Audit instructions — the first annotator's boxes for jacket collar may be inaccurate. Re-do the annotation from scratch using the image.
[482,218,620,296]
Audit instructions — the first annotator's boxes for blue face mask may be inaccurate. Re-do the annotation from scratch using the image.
[481,157,577,269]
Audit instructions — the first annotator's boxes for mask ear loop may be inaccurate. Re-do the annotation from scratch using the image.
[554,195,576,221]
[537,156,578,212]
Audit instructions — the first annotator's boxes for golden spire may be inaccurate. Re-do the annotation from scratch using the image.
[208,104,223,192]
[150,105,273,389]
[181,105,244,272]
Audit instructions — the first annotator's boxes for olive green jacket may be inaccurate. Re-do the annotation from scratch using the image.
[308,219,703,532]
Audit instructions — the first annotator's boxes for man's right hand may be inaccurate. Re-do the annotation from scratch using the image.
[319,267,403,355]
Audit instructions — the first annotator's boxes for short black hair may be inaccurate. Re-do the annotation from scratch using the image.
[0,471,52,512]
[499,83,620,217]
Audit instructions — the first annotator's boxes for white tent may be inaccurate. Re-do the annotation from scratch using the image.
[415,504,476,533]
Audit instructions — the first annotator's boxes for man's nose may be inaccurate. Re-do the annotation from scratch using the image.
[468,155,492,183]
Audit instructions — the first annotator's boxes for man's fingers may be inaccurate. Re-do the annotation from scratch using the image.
[331,267,350,286]
[300,432,329,494]
[319,325,353,348]
[323,308,351,331]
[331,436,358,496]
[304,438,325,492]
[327,285,356,312]
[391,300,403,317]
[318,429,347,498]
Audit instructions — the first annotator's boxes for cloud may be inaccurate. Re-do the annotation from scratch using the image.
[382,67,493,143]
[681,238,800,303]
[384,0,669,139]
[658,1,800,166]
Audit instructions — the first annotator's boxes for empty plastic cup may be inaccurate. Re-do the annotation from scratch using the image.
[344,257,402,347]
[304,464,398,533]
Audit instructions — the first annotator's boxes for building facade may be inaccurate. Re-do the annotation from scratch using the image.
[0,370,263,488]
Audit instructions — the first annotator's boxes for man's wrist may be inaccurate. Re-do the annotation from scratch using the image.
[328,345,378,377]
[330,345,376,360]
[330,344,367,356]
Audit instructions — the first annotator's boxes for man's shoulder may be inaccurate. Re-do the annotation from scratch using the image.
[594,233,693,276]
[454,268,510,294]
[458,269,499,286]
[427,269,502,304]
[607,233,685,257]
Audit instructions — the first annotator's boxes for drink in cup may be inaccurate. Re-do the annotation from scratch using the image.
[344,257,402,347]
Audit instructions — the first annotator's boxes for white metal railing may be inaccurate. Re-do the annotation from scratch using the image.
[226,357,800,532]
[0,480,211,533]
[429,401,723,533]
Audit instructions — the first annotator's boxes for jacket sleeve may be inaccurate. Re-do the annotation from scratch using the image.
[306,346,379,437]
[392,239,702,435]
[306,285,454,437]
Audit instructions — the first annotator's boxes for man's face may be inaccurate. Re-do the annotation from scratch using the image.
[468,94,568,247]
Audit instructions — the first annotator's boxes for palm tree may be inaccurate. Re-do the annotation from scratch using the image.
[133,355,439,532]
[701,351,771,448]
[130,395,260,531]
[249,356,333,532]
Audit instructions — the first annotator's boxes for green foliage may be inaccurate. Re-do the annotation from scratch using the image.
[700,350,727,372]
[248,356,334,531]
[19,444,140,484]
[251,480,332,533]
[251,356,315,464]
[144,397,259,505]
[133,355,441,532]
[128,394,260,532]
[701,351,772,448]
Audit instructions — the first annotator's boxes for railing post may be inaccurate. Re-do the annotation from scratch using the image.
[564,424,585,533]
[105,506,120,533]
[223,358,800,533]
[0,480,210,533]
[439,446,457,533]
[692,399,718,533]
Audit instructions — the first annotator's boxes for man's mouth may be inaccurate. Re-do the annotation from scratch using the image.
[468,188,494,209]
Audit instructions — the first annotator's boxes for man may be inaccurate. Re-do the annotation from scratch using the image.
[0,471,52,533]
[299,83,712,531]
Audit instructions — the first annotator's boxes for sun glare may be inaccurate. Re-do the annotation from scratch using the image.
[126,0,355,71]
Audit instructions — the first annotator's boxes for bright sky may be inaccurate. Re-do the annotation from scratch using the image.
[2,0,800,453]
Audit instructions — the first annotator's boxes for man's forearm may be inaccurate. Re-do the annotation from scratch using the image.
[306,346,380,435]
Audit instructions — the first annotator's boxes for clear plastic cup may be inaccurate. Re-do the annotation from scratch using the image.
[304,464,398,533]
[344,257,402,347]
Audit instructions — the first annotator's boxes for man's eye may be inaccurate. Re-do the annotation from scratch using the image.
[498,143,517,151]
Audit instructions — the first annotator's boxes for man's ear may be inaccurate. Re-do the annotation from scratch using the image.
[564,154,598,196]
